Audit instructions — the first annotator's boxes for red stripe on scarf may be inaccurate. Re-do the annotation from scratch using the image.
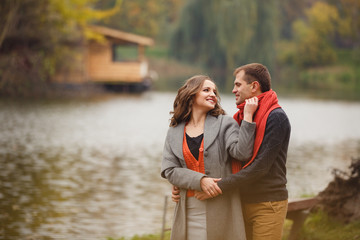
[232,90,281,173]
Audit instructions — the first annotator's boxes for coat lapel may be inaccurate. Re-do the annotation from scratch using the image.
[168,114,221,163]
[204,114,221,150]
[169,121,185,162]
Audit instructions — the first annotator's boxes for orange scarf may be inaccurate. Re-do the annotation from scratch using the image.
[183,127,205,197]
[232,90,281,173]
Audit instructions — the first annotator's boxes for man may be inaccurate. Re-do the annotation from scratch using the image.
[172,63,291,240]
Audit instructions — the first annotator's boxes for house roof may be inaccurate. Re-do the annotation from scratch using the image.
[89,25,154,46]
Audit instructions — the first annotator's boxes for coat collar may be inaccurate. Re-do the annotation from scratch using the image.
[169,121,185,160]
[204,114,221,150]
[169,114,221,160]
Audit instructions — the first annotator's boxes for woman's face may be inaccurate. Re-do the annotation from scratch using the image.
[193,80,218,112]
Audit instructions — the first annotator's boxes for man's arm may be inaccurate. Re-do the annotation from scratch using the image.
[162,136,222,196]
[172,177,222,202]
[217,110,291,192]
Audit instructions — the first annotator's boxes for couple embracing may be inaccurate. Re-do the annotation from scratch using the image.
[161,63,291,240]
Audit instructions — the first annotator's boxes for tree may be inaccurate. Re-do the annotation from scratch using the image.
[279,0,316,39]
[245,0,279,76]
[96,0,183,40]
[292,2,340,67]
[331,0,360,62]
[170,0,280,90]
[0,0,20,50]
[215,0,257,89]
[0,0,120,96]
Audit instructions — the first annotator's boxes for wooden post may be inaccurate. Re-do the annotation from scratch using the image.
[138,45,145,61]
[160,195,168,240]
[286,197,319,240]
[286,210,310,240]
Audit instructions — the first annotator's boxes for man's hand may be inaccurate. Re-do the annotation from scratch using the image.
[200,177,222,198]
[171,185,180,203]
[194,190,212,200]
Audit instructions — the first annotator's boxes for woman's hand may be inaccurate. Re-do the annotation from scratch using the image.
[243,97,259,123]
[194,191,211,200]
[200,177,222,198]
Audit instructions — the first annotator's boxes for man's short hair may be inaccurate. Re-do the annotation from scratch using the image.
[234,63,271,92]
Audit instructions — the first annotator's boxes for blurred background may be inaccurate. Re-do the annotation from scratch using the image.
[0,0,359,239]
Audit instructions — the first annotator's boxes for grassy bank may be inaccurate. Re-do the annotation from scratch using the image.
[107,231,170,240]
[2,44,358,100]
[275,49,360,101]
[107,210,360,240]
[283,210,360,240]
[147,46,360,101]
[149,57,205,91]
[146,45,207,91]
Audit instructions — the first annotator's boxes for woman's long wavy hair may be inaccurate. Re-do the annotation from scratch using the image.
[170,75,225,127]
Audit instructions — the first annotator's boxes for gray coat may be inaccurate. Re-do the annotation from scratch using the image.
[161,114,256,240]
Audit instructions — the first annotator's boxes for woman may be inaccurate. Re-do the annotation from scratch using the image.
[161,75,258,240]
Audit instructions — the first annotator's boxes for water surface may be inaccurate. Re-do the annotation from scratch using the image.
[1,92,359,239]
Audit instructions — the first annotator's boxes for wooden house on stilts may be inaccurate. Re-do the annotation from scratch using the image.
[54,25,155,92]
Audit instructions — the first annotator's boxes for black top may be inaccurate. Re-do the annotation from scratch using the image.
[218,108,291,203]
[185,133,204,160]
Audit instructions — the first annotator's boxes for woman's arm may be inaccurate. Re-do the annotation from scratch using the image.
[224,118,256,161]
[225,97,258,161]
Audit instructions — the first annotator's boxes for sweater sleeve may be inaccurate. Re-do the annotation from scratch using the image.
[160,129,205,191]
[217,110,291,192]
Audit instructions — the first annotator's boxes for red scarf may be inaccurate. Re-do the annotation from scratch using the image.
[231,90,281,173]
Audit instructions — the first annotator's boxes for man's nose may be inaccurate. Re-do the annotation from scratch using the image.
[232,87,236,94]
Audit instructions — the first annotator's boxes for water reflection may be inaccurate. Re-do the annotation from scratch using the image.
[0,92,359,239]
[0,142,57,239]
[1,133,170,239]
[287,139,360,197]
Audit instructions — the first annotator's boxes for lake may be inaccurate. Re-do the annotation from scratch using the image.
[0,92,359,239]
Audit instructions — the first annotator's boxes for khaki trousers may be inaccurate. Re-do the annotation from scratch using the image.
[242,199,288,240]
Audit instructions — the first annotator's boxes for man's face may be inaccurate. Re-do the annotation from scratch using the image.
[232,70,254,105]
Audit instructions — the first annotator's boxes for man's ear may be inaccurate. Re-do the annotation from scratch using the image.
[252,81,260,91]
